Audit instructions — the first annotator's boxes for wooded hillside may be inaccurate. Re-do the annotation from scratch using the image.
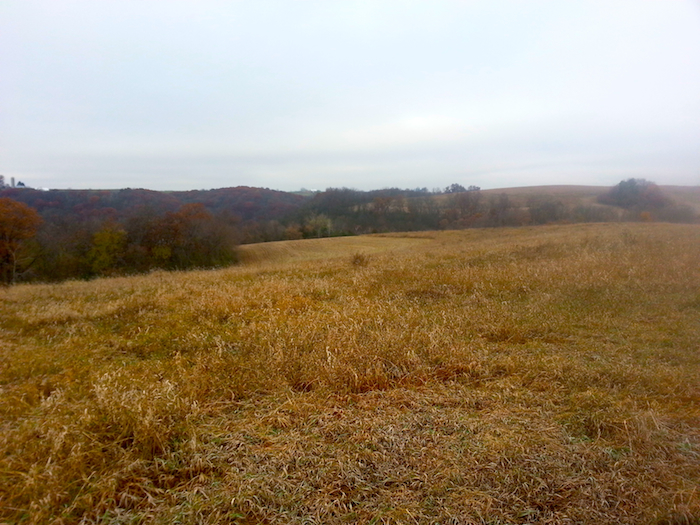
[1,181,697,283]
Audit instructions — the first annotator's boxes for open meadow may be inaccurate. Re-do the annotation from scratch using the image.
[1,223,699,524]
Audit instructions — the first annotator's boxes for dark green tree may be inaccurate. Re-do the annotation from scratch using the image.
[599,178,670,210]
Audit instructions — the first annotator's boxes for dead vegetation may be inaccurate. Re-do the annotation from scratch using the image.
[1,223,699,524]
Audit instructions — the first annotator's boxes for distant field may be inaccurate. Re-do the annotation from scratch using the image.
[1,223,699,524]
[481,184,607,204]
[481,184,700,211]
[663,185,700,212]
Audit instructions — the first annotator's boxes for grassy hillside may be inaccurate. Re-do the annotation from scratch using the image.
[482,184,700,211]
[663,186,700,213]
[479,185,607,208]
[236,233,434,265]
[1,223,699,524]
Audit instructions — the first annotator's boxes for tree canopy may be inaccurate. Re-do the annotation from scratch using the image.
[598,178,670,209]
[0,197,42,283]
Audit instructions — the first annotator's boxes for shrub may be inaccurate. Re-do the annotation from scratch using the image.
[351,252,370,266]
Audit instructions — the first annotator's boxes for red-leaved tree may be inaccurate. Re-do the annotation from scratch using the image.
[0,198,43,283]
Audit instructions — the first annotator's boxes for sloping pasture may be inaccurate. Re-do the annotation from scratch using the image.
[1,223,699,524]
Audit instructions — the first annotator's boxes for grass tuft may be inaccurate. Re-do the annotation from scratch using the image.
[351,252,370,267]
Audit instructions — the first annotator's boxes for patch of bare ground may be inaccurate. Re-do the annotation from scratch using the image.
[1,223,699,524]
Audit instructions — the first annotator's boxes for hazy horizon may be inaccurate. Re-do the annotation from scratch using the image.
[2,1,700,192]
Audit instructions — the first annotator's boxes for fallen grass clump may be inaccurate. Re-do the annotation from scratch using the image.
[1,223,699,524]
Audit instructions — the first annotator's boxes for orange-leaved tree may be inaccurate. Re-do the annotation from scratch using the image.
[0,198,43,284]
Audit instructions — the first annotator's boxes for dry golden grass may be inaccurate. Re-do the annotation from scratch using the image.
[236,234,433,266]
[1,223,699,524]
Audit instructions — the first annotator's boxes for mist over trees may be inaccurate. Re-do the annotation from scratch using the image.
[598,178,669,210]
[0,180,696,283]
[598,179,696,223]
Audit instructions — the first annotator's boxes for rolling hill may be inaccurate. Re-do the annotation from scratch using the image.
[2,222,699,524]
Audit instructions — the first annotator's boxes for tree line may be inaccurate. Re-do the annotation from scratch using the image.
[0,199,238,284]
[1,179,696,284]
[288,179,695,238]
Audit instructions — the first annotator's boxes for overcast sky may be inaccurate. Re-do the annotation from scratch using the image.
[2,1,700,192]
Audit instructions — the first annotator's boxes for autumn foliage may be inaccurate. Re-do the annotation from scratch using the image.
[0,197,238,282]
[0,181,697,282]
[0,197,42,283]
